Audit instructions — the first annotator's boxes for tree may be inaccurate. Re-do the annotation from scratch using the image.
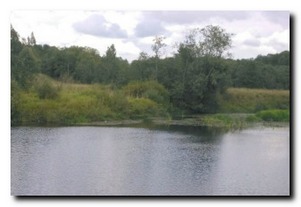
[11,25,23,55]
[102,44,119,85]
[138,52,149,61]
[27,32,36,46]
[12,46,41,88]
[41,46,67,78]
[179,25,233,59]
[74,48,102,83]
[175,25,233,113]
[129,56,153,81]
[199,25,233,58]
[105,44,116,60]
[11,26,23,83]
[151,36,166,81]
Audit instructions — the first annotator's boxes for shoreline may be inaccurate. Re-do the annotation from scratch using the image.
[12,117,290,129]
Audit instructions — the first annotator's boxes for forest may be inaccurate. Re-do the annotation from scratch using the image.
[11,25,290,126]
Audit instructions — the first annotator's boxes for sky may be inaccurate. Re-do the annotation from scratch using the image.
[11,10,290,62]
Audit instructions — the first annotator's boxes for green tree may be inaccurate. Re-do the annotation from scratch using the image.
[105,44,116,59]
[175,25,233,113]
[74,48,102,83]
[12,46,41,88]
[129,52,153,81]
[102,44,129,86]
[11,25,23,55]
[27,32,36,46]
[199,25,233,58]
[11,26,24,85]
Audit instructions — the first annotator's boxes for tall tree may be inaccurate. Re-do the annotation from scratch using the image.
[151,36,166,81]
[11,26,23,81]
[11,25,23,55]
[105,44,116,60]
[175,25,233,113]
[27,32,36,46]
[199,25,233,58]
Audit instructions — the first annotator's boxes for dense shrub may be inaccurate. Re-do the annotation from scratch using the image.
[32,74,60,99]
[36,80,59,99]
[128,98,160,118]
[123,80,169,104]
[255,109,289,122]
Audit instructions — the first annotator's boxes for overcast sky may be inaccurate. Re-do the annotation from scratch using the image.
[10,10,289,62]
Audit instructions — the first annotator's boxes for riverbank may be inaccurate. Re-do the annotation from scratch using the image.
[75,114,289,130]
[12,75,289,128]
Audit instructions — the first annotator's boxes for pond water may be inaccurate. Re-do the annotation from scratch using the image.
[11,125,290,196]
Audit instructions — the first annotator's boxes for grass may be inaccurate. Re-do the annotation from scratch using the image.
[12,75,290,126]
[14,74,168,125]
[201,114,247,129]
[255,109,290,122]
[218,88,289,113]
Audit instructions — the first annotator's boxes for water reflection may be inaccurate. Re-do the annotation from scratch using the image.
[11,126,289,195]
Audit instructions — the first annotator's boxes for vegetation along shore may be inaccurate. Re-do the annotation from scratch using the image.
[11,25,290,128]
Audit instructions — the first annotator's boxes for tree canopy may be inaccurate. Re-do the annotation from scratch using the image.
[11,25,290,115]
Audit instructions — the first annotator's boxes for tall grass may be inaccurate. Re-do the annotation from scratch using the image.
[255,109,289,122]
[13,75,290,126]
[14,75,169,125]
[218,88,289,113]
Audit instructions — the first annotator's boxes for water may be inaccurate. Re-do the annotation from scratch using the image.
[11,126,290,196]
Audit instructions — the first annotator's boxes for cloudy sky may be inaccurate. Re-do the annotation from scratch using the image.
[10,10,289,62]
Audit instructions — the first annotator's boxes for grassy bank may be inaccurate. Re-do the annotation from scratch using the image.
[12,75,290,127]
[76,111,289,130]
[12,74,169,125]
[218,88,289,113]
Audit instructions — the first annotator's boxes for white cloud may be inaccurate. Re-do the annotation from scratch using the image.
[135,18,168,37]
[10,10,290,61]
[73,14,128,38]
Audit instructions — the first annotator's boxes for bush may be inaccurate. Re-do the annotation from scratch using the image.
[36,80,59,99]
[31,75,60,99]
[246,115,262,122]
[123,80,169,104]
[201,114,245,129]
[255,109,289,122]
[128,97,159,118]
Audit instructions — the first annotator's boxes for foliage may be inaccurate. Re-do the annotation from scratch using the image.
[201,114,245,129]
[12,76,168,125]
[199,25,233,58]
[33,75,60,99]
[167,25,233,113]
[11,25,290,126]
[123,80,169,105]
[255,51,289,66]
[11,79,22,125]
[255,109,289,122]
[231,58,289,89]
[128,98,160,118]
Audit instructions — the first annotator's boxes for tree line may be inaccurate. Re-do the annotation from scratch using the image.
[11,25,290,114]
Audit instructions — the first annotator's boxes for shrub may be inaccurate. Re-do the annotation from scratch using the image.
[123,80,169,104]
[255,109,289,122]
[246,115,262,122]
[201,114,246,129]
[31,75,60,99]
[128,97,159,118]
[36,80,59,99]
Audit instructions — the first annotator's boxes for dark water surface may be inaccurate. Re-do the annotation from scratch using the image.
[11,126,289,196]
